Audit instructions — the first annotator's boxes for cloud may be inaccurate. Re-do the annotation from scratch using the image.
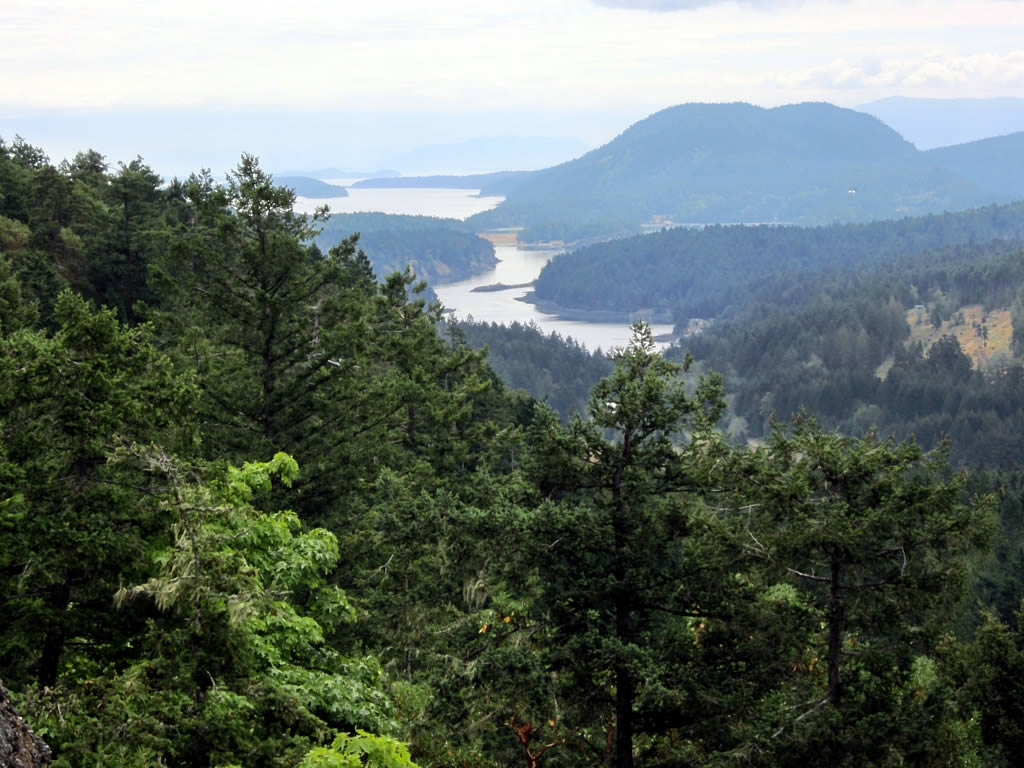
[783,52,1024,93]
[591,0,719,8]
[589,0,781,9]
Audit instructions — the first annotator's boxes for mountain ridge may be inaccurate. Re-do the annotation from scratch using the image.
[462,101,1007,241]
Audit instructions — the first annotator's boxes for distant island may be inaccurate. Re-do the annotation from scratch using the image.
[351,170,530,193]
[383,135,589,174]
[274,167,399,179]
[469,281,534,293]
[313,212,497,285]
[275,176,349,198]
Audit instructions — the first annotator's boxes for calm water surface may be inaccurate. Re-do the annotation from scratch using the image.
[294,185,673,352]
[435,245,674,353]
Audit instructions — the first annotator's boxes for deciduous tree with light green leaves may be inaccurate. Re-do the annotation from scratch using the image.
[19,450,405,768]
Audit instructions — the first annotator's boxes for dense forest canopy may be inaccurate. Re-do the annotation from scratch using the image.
[3,135,1024,768]
[314,212,498,285]
[531,201,1024,320]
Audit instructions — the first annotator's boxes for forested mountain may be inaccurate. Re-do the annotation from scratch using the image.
[465,102,1006,242]
[674,236,1024,458]
[314,212,497,284]
[524,197,1024,466]
[5,135,1024,768]
[531,201,1024,319]
[454,319,614,418]
[925,132,1024,199]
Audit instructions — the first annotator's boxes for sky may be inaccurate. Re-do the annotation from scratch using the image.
[2,0,1024,172]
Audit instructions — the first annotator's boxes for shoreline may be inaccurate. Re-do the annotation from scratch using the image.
[470,281,536,293]
[516,291,674,325]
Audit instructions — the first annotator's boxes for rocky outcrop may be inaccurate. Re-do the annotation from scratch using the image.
[0,682,51,768]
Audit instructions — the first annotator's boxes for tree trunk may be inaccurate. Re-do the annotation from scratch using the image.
[614,655,635,768]
[37,579,71,688]
[611,428,635,768]
[827,557,843,708]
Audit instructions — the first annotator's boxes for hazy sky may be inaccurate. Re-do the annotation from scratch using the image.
[4,0,1023,111]
[2,0,1023,171]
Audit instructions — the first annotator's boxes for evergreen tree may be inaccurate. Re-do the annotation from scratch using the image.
[0,291,197,687]
[522,323,731,768]
[742,418,994,765]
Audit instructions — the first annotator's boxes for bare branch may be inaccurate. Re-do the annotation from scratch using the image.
[772,696,830,739]
[786,567,832,584]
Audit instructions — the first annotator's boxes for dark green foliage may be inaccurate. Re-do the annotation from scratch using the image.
[19,452,397,768]
[93,158,167,323]
[736,419,994,766]
[679,238,1024,466]
[454,319,613,419]
[519,324,734,767]
[4,137,1024,768]
[152,157,353,463]
[942,608,1024,766]
[963,469,1024,624]
[0,139,177,327]
[0,252,37,336]
[532,202,1024,320]
[0,291,197,688]
[314,213,497,285]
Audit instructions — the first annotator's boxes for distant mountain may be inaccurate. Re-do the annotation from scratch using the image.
[385,136,589,174]
[465,102,1000,243]
[857,96,1024,150]
[275,168,400,180]
[925,132,1024,199]
[351,170,531,193]
[274,176,349,198]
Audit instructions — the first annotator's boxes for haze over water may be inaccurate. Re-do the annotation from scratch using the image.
[293,186,503,219]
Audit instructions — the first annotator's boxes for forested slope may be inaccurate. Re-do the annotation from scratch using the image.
[454,319,614,418]
[925,132,1024,199]
[531,202,1024,320]
[314,212,498,284]
[466,102,1006,241]
[3,136,1024,768]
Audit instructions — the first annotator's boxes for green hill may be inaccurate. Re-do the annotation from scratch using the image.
[274,175,349,198]
[314,212,496,284]
[465,102,1004,242]
[530,202,1024,321]
[925,132,1024,199]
